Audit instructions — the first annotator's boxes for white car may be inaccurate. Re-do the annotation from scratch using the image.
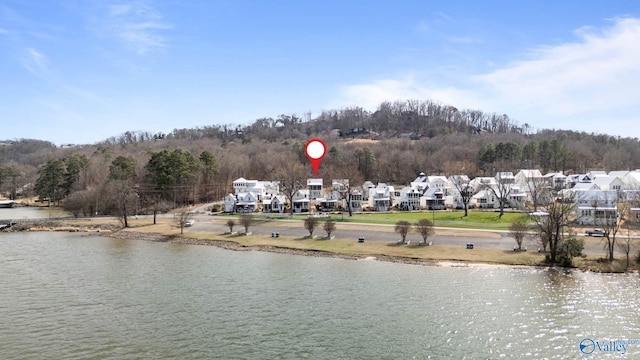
[184,220,195,227]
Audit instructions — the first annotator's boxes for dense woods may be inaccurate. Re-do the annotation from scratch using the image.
[2,99,640,222]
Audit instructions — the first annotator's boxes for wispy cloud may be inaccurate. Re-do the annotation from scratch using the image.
[336,17,640,133]
[22,47,48,76]
[477,17,640,116]
[95,0,172,55]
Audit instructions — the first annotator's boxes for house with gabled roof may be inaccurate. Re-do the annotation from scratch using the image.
[396,186,421,210]
[292,189,310,213]
[622,170,640,190]
[575,190,618,226]
[421,186,445,210]
[469,177,498,192]
[471,188,499,209]
[368,183,391,211]
[235,191,258,213]
[263,194,286,213]
[592,176,624,191]
[445,175,472,210]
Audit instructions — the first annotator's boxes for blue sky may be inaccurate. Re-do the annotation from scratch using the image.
[2,1,640,145]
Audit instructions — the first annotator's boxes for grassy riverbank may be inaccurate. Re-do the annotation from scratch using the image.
[8,216,638,272]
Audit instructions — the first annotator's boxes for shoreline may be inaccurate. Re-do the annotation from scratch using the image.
[3,219,636,273]
[106,230,551,271]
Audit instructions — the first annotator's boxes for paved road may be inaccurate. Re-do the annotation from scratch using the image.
[188,213,622,257]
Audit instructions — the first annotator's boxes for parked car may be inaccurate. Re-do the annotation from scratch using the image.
[585,228,607,237]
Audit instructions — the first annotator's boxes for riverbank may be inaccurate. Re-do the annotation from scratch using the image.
[4,217,637,273]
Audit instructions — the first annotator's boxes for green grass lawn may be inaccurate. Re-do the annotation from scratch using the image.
[224,210,528,230]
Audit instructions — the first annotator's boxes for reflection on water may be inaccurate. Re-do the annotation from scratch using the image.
[0,232,639,359]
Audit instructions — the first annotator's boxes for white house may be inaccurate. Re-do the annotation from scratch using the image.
[307,178,323,200]
[591,176,624,191]
[471,189,498,209]
[469,177,498,192]
[235,192,258,213]
[292,189,310,213]
[224,193,237,212]
[543,172,567,190]
[316,190,341,211]
[445,175,471,210]
[233,177,258,194]
[232,177,277,201]
[575,190,618,226]
[369,183,391,212]
[622,170,640,190]
[346,189,364,212]
[263,194,286,213]
[396,186,421,210]
[421,187,445,210]
[496,172,516,185]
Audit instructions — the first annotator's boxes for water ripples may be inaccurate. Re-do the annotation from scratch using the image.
[2,232,640,359]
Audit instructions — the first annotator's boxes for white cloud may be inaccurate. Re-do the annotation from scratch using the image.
[477,17,640,116]
[334,75,483,111]
[22,47,48,76]
[335,17,640,135]
[96,0,172,55]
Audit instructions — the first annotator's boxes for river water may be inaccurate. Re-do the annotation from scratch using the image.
[1,231,639,359]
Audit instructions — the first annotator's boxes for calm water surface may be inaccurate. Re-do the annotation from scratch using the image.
[1,232,639,359]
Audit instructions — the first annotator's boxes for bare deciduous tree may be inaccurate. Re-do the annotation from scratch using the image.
[304,216,318,237]
[323,219,336,239]
[414,219,434,245]
[276,162,307,215]
[239,214,254,234]
[450,175,472,216]
[509,217,529,251]
[394,220,411,244]
[531,192,575,264]
[226,219,236,233]
[174,207,194,234]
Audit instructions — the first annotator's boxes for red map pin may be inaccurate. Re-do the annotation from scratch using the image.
[304,138,326,176]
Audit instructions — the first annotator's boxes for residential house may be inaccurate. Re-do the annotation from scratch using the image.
[543,172,567,190]
[263,194,286,213]
[471,189,499,209]
[232,177,277,201]
[233,177,258,194]
[515,169,545,207]
[307,178,323,200]
[496,172,516,185]
[574,190,618,226]
[316,190,341,212]
[369,183,392,211]
[347,189,364,212]
[469,177,498,193]
[622,170,640,190]
[591,176,624,191]
[224,194,237,212]
[361,181,375,202]
[235,192,258,213]
[292,189,310,213]
[445,175,471,210]
[566,174,592,187]
[421,187,445,210]
[396,186,421,210]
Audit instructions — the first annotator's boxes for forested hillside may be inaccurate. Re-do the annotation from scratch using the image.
[1,99,639,217]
